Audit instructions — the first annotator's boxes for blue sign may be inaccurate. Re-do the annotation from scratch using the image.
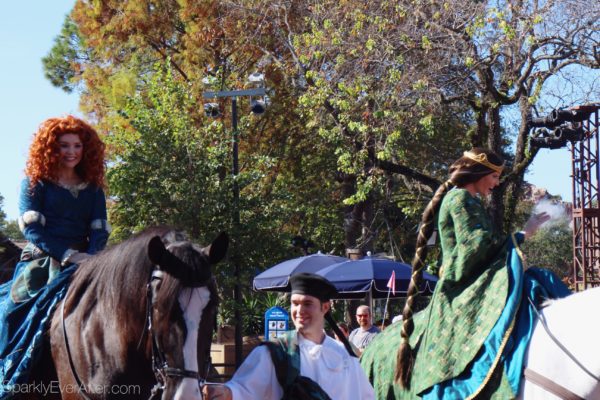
[264,306,289,339]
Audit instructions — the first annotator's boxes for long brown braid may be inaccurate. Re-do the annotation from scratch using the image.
[394,147,504,388]
[394,179,454,387]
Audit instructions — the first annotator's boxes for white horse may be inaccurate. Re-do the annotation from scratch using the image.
[520,286,600,400]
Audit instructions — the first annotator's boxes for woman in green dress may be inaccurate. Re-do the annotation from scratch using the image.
[361,148,570,399]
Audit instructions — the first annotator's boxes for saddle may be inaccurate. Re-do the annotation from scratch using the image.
[10,243,60,303]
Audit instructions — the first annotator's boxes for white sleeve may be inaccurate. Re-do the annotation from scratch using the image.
[351,357,376,400]
[225,345,283,400]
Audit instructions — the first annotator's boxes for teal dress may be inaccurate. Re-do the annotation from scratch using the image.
[361,189,570,399]
[0,178,110,398]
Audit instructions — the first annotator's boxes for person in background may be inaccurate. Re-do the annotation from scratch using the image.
[203,273,375,399]
[349,305,380,355]
[334,322,360,356]
[0,116,110,392]
[335,322,351,340]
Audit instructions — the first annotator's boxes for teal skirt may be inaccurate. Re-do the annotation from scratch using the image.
[0,262,77,399]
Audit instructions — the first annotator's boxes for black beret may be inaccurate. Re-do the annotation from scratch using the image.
[289,273,337,302]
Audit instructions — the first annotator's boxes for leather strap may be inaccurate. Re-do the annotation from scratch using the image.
[61,294,94,400]
[524,368,584,400]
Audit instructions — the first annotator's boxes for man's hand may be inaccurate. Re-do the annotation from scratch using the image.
[202,384,232,400]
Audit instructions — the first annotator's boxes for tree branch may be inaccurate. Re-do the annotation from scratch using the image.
[374,159,440,190]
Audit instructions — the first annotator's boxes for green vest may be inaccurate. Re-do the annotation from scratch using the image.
[261,331,332,400]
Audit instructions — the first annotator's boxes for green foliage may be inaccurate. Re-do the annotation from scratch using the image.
[42,15,86,93]
[512,195,572,280]
[105,63,230,241]
[3,221,24,241]
[522,222,573,280]
[0,194,6,231]
[238,291,288,336]
[104,62,344,328]
[0,194,23,241]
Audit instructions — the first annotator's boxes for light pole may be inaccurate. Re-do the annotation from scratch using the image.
[203,86,267,368]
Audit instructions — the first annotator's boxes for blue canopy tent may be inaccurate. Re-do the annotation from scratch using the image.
[254,253,438,299]
[253,252,349,292]
[315,256,438,299]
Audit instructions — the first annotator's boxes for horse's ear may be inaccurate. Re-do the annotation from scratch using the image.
[208,232,229,265]
[148,236,167,266]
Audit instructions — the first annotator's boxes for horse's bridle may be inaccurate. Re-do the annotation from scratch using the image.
[145,269,213,399]
[61,268,214,400]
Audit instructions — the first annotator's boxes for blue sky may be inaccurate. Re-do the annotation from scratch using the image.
[0,1,80,220]
[0,1,580,221]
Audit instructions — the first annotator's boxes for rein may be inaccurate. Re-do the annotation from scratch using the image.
[61,292,94,400]
[527,297,600,383]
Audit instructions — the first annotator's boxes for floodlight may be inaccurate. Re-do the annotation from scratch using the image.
[555,125,585,142]
[530,128,566,149]
[247,72,265,84]
[250,99,266,115]
[528,108,593,128]
[204,103,221,118]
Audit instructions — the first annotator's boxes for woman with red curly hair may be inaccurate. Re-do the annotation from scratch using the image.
[0,115,110,391]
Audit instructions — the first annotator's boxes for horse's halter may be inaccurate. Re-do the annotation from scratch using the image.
[145,269,213,399]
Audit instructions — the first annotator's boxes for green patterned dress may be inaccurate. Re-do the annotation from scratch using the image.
[362,188,515,399]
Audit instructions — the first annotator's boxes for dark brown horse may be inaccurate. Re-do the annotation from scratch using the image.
[31,226,227,400]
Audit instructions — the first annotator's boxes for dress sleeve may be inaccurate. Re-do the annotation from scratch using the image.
[18,179,69,260]
[87,187,110,254]
[444,190,505,283]
[226,346,281,400]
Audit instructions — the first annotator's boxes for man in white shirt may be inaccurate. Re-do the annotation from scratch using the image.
[203,273,375,399]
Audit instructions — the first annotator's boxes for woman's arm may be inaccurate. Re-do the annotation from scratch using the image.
[18,179,71,261]
[87,187,110,254]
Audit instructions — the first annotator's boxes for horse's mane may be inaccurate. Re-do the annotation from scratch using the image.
[65,226,188,329]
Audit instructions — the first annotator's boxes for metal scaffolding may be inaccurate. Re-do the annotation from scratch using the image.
[570,105,600,291]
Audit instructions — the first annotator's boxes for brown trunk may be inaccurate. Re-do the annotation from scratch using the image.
[341,175,363,248]
[360,193,375,253]
[503,96,534,232]
[487,104,505,228]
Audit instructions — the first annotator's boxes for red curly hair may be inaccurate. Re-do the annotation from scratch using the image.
[25,115,106,188]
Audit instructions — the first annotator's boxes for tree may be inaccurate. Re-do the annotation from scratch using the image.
[105,63,228,239]
[45,0,599,239]
[42,14,89,93]
[0,194,7,232]
[2,221,24,242]
[105,62,326,333]
[0,194,22,283]
[249,0,599,233]
[44,1,453,254]
[523,222,573,281]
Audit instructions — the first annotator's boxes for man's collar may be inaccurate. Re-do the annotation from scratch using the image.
[298,329,326,345]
